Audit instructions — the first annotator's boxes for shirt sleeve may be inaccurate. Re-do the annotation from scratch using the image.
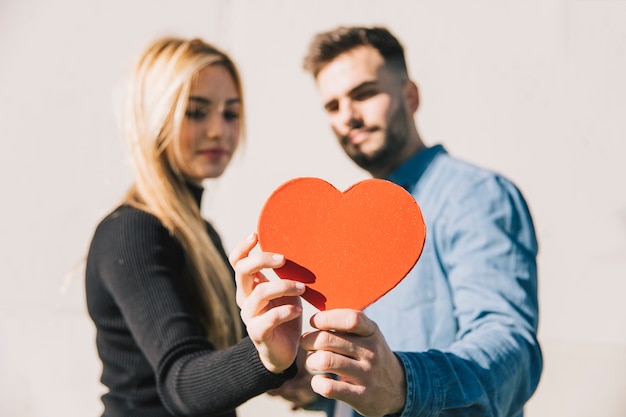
[91,208,295,415]
[397,175,542,417]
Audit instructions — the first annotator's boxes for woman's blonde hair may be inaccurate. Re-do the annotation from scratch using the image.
[122,37,244,349]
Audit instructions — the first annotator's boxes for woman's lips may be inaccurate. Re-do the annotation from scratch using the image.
[198,148,228,159]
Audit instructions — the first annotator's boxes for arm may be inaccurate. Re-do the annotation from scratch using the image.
[398,176,541,416]
[91,209,299,415]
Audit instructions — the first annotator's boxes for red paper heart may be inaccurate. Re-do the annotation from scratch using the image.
[257,177,426,311]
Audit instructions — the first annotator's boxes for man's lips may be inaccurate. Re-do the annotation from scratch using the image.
[347,128,376,145]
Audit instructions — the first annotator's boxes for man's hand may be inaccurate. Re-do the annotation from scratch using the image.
[301,309,406,417]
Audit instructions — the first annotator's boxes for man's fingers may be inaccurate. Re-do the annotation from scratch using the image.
[300,329,361,360]
[309,309,378,337]
[304,347,363,380]
[310,373,365,403]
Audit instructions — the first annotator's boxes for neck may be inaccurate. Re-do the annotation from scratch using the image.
[369,132,425,178]
[186,181,204,208]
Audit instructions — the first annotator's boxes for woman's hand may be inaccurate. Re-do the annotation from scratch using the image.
[229,233,305,374]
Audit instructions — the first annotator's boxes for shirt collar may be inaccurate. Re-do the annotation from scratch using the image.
[385,144,447,192]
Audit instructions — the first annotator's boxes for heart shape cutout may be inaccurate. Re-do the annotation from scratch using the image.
[257,177,426,311]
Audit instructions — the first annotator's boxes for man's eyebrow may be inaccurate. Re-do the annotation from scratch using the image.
[349,81,379,95]
[323,98,338,111]
[188,96,241,105]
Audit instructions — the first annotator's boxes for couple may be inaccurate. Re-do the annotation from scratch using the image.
[85,26,541,417]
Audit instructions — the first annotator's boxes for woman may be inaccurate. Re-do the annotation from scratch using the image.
[85,37,305,417]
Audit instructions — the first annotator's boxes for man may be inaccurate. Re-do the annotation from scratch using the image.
[270,26,542,417]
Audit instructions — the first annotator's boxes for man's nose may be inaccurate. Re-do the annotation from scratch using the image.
[338,101,362,129]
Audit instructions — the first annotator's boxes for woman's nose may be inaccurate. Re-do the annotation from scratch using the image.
[206,111,225,139]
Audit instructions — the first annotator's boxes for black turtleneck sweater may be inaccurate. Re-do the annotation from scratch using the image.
[85,185,296,417]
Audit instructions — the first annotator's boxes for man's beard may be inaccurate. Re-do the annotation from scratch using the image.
[343,102,410,176]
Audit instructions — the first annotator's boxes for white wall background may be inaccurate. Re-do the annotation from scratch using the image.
[1,1,625,416]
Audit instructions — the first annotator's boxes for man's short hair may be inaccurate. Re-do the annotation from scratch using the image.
[303,26,408,78]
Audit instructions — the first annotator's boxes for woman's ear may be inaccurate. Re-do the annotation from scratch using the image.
[404,80,420,114]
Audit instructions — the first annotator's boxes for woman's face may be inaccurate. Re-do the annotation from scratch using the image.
[176,65,241,185]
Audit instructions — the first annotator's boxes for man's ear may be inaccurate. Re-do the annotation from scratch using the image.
[404,80,419,114]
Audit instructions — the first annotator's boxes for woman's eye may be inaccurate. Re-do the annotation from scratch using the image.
[185,109,208,120]
[223,110,240,121]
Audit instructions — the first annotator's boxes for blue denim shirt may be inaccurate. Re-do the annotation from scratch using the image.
[318,145,541,417]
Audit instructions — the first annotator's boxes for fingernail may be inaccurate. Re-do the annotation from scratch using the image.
[247,233,256,242]
[295,282,305,290]
[272,254,284,262]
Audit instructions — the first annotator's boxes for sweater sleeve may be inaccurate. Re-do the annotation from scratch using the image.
[89,207,295,416]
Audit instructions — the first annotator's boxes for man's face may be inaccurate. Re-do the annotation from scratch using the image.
[315,46,413,176]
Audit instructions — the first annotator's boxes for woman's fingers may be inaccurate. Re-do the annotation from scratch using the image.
[234,252,285,305]
[228,232,308,374]
[230,233,287,307]
[234,252,285,286]
[242,279,305,374]
[228,233,258,268]
[241,279,305,321]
